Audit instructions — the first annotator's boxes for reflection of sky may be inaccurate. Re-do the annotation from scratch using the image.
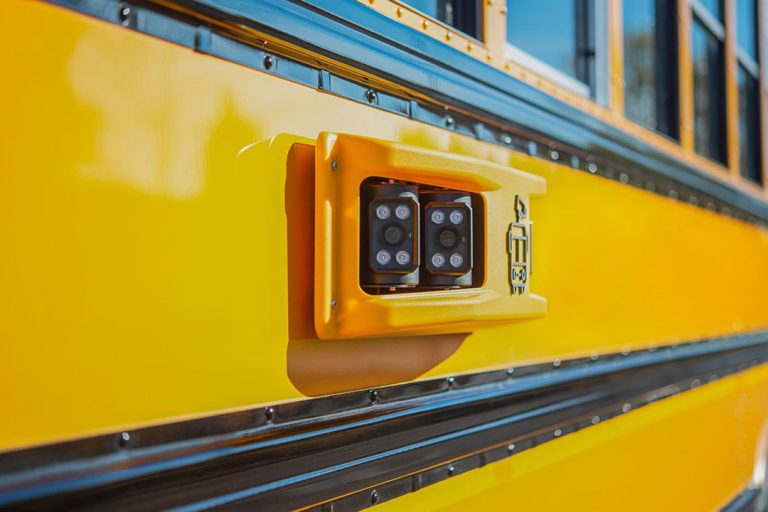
[506,0,576,78]
[623,0,654,36]
[401,0,438,18]
[698,0,723,20]
[737,0,757,59]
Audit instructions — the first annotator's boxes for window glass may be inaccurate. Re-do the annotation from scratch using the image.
[738,65,762,183]
[737,0,758,62]
[506,0,595,92]
[401,0,481,38]
[692,19,727,163]
[507,1,579,79]
[697,0,723,21]
[623,0,678,138]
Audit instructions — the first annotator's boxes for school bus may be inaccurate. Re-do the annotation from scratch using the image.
[1,0,768,510]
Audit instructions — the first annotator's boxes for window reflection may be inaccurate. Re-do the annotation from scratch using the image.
[692,19,726,163]
[697,0,723,21]
[738,66,761,183]
[737,0,758,60]
[623,0,678,138]
[506,0,595,94]
[400,0,481,38]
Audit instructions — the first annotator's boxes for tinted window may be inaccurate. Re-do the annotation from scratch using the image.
[738,65,761,183]
[692,19,727,163]
[623,0,678,138]
[506,0,595,89]
[698,0,723,21]
[737,0,758,62]
[401,0,482,38]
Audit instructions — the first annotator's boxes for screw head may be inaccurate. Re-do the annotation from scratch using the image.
[118,432,130,447]
[445,115,455,127]
[265,407,275,422]
[370,490,379,504]
[369,389,379,404]
[365,89,378,104]
[118,4,131,26]
[447,376,456,388]
[330,160,338,171]
[330,299,337,309]
[263,54,274,70]
[507,443,515,454]
[447,465,456,476]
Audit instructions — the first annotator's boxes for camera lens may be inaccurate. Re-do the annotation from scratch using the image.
[375,204,391,220]
[376,250,391,265]
[438,229,458,248]
[383,225,404,245]
[395,204,410,220]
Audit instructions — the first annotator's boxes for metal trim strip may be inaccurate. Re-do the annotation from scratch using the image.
[1,330,768,511]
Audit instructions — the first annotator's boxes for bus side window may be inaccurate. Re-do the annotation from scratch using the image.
[400,0,483,40]
[736,0,762,184]
[505,0,604,100]
[691,0,727,164]
[623,0,679,140]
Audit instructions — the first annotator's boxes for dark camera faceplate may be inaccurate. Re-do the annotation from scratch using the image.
[424,202,473,276]
[368,198,419,274]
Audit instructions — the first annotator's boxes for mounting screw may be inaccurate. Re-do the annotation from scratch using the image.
[263,54,274,70]
[554,428,562,437]
[507,443,515,454]
[591,415,600,425]
[118,4,131,26]
[587,162,598,173]
[330,160,338,172]
[552,359,561,368]
[265,407,275,423]
[118,432,130,448]
[369,389,379,404]
[447,465,456,476]
[370,490,379,504]
[330,299,337,309]
[622,403,632,413]
[447,376,456,388]
[365,89,378,104]
[445,115,455,127]
[503,135,513,145]
[506,368,515,376]
[549,150,559,160]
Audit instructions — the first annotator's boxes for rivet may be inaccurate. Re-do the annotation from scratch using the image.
[622,403,632,413]
[507,443,516,453]
[263,54,274,70]
[422,19,429,29]
[396,6,403,16]
[688,195,698,205]
[506,368,515,376]
[722,207,732,215]
[445,31,452,41]
[447,465,456,476]
[621,349,631,357]
[369,389,379,404]
[709,374,718,382]
[447,376,456,388]
[549,150,559,160]
[591,416,600,425]
[552,359,561,368]
[669,189,678,199]
[587,162,598,173]
[118,4,131,26]
[330,299,337,309]
[590,354,599,362]
[445,115,455,127]
[503,135,513,145]
[370,490,379,505]
[466,43,472,51]
[330,160,338,172]
[554,428,562,437]
[619,172,629,184]
[691,379,701,388]
[265,406,275,422]
[500,6,508,14]
[706,202,715,211]
[365,89,378,104]
[118,432,130,447]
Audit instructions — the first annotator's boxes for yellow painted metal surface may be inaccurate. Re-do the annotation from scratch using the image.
[1,0,768,468]
[374,364,768,512]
